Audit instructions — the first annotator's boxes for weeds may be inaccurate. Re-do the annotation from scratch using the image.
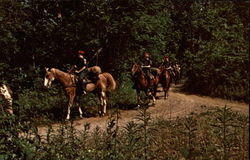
[0,105,248,160]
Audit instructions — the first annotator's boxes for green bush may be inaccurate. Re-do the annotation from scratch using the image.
[1,105,248,160]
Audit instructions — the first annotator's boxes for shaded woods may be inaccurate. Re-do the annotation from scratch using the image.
[0,0,249,102]
[0,1,249,159]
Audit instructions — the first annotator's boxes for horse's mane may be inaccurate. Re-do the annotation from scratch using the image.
[51,68,73,78]
[132,63,146,77]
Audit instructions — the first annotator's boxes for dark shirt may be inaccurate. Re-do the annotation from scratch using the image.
[75,58,88,71]
[139,57,152,67]
[160,60,171,68]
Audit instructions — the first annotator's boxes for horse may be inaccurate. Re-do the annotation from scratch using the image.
[172,63,181,85]
[159,66,172,99]
[44,66,116,120]
[131,63,160,106]
[0,83,13,115]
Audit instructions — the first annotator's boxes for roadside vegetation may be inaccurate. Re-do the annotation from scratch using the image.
[0,106,248,160]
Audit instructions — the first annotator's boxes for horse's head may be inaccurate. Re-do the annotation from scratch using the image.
[159,66,166,73]
[173,63,181,74]
[173,64,181,76]
[0,84,12,102]
[172,63,181,84]
[44,67,55,88]
[131,63,142,76]
[0,83,13,114]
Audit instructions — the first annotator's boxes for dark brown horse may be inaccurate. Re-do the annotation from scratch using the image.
[131,63,160,106]
[159,66,172,99]
[44,66,116,120]
[0,83,13,114]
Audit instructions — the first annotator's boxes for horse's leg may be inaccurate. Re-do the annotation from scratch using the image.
[98,94,102,116]
[102,92,107,114]
[162,84,168,99]
[74,95,83,118]
[98,91,106,116]
[174,76,177,85]
[66,101,72,120]
[145,90,151,106]
[152,85,157,105]
[78,101,83,118]
[165,81,171,99]
[6,98,13,115]
[152,95,156,105]
[136,90,141,107]
[66,95,74,120]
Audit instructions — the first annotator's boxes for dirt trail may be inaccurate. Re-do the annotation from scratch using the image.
[37,84,249,138]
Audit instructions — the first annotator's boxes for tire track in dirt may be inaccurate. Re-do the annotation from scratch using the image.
[37,84,249,138]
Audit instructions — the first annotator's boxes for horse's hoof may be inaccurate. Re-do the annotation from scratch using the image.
[135,104,141,109]
[99,113,105,117]
[98,111,105,117]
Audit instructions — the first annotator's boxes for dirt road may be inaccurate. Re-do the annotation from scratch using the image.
[37,84,249,137]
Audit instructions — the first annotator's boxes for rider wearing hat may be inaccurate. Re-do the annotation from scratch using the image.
[75,50,88,96]
[139,52,154,85]
[160,55,174,76]
[161,56,171,68]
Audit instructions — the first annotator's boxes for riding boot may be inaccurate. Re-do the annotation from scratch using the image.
[76,81,83,96]
[92,75,99,83]
[77,80,87,96]
[81,81,87,95]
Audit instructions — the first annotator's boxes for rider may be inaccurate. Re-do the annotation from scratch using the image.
[139,52,154,85]
[160,55,174,77]
[75,50,88,96]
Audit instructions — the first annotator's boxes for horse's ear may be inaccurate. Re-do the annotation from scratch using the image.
[97,47,103,53]
[44,67,49,72]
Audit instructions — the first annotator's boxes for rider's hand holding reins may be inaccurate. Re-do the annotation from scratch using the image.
[76,66,86,73]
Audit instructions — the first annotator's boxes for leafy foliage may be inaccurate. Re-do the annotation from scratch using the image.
[0,1,248,105]
[0,106,248,159]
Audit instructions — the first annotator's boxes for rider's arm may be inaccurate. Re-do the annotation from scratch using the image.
[75,59,87,73]
[75,66,86,73]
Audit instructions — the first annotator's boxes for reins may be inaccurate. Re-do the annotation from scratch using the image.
[52,69,77,88]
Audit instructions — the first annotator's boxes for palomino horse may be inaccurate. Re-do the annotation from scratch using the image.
[159,66,172,99]
[0,83,13,114]
[131,63,160,106]
[44,66,116,120]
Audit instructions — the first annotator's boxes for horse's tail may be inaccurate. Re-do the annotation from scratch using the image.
[102,72,116,90]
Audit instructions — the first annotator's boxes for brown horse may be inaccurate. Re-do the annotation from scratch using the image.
[44,66,116,120]
[131,63,160,106]
[0,83,13,115]
[172,63,181,85]
[159,66,172,99]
